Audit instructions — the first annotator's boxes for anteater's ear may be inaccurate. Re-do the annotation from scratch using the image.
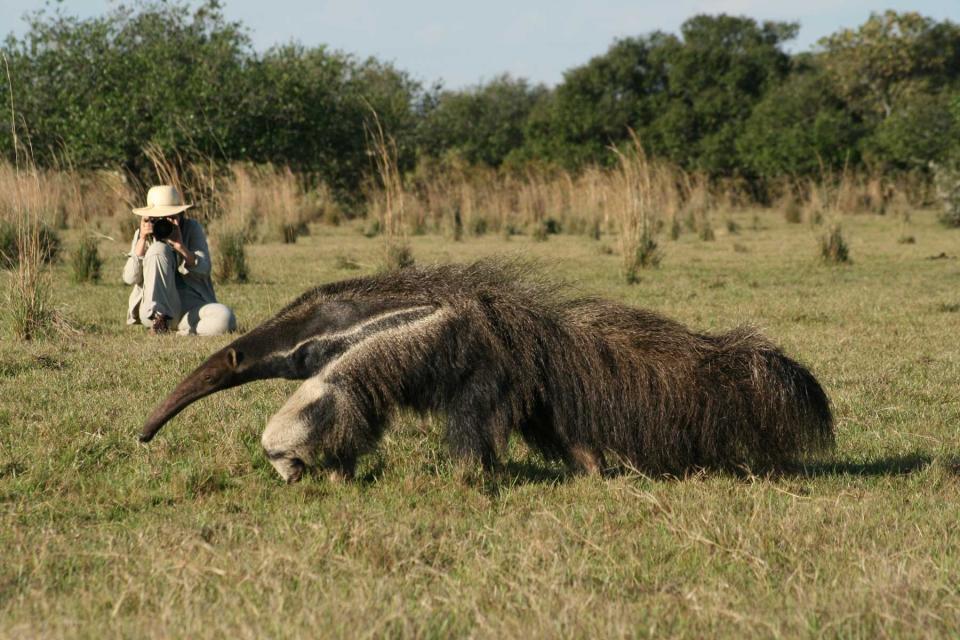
[226,347,242,369]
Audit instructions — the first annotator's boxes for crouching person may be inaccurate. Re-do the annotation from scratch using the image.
[123,185,237,336]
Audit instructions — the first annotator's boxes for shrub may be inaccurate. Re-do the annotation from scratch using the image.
[933,162,960,228]
[0,220,61,269]
[334,254,361,270]
[216,231,250,283]
[281,223,299,244]
[783,200,802,224]
[0,222,15,267]
[502,223,521,238]
[542,217,562,234]
[588,220,602,240]
[470,216,488,236]
[820,224,851,264]
[363,218,381,238]
[698,219,715,241]
[70,236,102,283]
[531,221,549,242]
[2,220,55,340]
[669,217,682,240]
[383,242,414,271]
[624,228,661,284]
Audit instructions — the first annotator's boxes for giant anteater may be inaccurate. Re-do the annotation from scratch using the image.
[140,260,833,482]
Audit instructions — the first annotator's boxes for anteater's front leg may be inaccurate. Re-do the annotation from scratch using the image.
[261,378,377,484]
[445,399,512,476]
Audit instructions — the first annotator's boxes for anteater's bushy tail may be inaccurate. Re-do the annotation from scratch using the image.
[639,327,835,473]
[540,308,835,474]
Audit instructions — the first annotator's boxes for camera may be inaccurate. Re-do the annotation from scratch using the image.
[150,217,175,241]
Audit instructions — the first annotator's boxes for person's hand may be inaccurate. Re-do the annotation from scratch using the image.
[164,216,183,247]
[134,217,152,257]
[139,217,154,239]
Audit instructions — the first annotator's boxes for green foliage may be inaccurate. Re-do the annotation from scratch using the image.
[933,161,960,227]
[738,66,863,178]
[0,221,17,268]
[522,35,670,168]
[818,11,960,122]
[2,4,959,190]
[0,1,421,198]
[1,1,250,173]
[70,236,102,283]
[649,16,797,174]
[862,91,959,171]
[419,75,545,167]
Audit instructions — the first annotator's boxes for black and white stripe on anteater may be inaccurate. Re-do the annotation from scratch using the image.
[140,260,833,483]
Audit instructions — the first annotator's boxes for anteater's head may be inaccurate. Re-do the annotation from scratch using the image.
[139,344,252,443]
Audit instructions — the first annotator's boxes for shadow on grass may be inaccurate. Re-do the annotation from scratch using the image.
[490,453,948,488]
[790,453,938,478]
[500,459,571,485]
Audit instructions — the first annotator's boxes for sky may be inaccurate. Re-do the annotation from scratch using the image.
[2,0,957,89]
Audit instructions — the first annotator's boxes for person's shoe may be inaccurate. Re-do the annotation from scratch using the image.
[149,315,169,335]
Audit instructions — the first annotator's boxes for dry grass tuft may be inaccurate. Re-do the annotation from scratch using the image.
[215,164,319,243]
[69,235,102,283]
[215,230,250,283]
[820,223,851,264]
[611,133,671,283]
[366,108,414,270]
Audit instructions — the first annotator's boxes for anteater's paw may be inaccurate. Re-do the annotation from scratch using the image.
[265,452,307,484]
[568,445,604,476]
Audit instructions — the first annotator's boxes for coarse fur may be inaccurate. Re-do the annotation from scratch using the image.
[141,259,834,482]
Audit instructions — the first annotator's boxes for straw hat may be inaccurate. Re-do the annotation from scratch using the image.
[132,185,194,217]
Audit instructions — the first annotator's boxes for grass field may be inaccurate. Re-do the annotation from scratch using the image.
[2,209,960,638]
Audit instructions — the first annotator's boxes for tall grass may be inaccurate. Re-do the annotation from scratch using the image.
[0,54,60,340]
[610,134,672,283]
[0,164,59,339]
[366,109,413,270]
[2,209,54,339]
[0,149,929,259]
[215,164,323,243]
[0,161,131,231]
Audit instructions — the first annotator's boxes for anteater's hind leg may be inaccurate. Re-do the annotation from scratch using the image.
[261,378,378,483]
[519,403,605,476]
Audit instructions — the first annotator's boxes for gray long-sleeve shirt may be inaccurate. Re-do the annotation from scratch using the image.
[123,218,219,324]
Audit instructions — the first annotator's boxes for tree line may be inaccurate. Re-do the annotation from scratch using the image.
[2,1,959,199]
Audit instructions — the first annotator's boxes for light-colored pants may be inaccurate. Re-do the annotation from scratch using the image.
[139,243,236,336]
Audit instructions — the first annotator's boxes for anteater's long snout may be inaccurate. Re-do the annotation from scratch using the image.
[139,348,242,443]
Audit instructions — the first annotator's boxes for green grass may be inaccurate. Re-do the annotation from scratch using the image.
[2,210,960,637]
